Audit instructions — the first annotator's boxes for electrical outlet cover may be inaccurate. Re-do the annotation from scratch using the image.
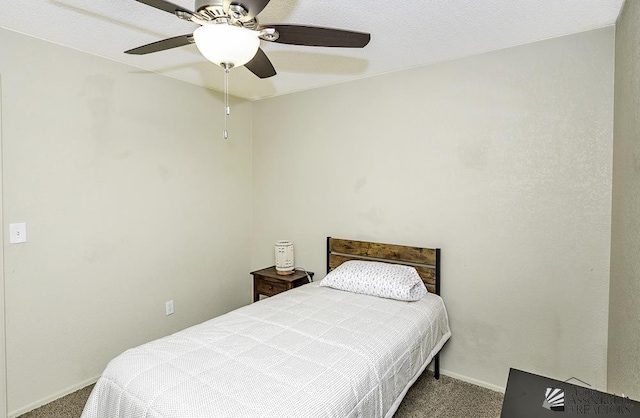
[9,223,27,244]
[165,300,174,316]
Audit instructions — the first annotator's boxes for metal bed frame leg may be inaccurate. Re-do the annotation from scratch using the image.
[434,248,441,380]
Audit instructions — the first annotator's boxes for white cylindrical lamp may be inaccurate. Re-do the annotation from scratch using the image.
[274,240,294,275]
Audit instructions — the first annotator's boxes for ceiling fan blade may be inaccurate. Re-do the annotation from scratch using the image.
[134,0,194,15]
[224,0,272,19]
[244,48,276,79]
[125,34,194,55]
[262,25,370,48]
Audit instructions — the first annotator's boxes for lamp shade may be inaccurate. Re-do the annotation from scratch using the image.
[193,24,260,67]
[274,241,294,275]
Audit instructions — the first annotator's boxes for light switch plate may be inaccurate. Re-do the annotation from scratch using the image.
[9,223,27,244]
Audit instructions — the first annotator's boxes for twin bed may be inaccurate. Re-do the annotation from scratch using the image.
[82,238,451,418]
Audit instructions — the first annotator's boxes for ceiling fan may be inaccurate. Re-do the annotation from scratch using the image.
[126,0,370,138]
[126,0,371,77]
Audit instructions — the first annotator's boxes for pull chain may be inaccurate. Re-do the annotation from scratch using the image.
[223,64,231,140]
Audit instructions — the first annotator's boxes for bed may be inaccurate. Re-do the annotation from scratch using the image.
[82,238,451,418]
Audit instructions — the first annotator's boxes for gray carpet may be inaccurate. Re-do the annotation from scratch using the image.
[18,371,503,418]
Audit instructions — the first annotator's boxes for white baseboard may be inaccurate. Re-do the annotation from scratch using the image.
[8,375,100,418]
[440,369,506,394]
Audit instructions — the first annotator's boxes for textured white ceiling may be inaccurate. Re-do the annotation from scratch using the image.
[0,0,624,100]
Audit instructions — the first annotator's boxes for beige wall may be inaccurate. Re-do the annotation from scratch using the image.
[0,20,624,414]
[0,28,253,415]
[252,28,615,391]
[608,0,640,400]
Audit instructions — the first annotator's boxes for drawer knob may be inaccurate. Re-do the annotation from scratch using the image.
[268,286,274,291]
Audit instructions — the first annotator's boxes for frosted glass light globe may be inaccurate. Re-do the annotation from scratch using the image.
[194,24,260,67]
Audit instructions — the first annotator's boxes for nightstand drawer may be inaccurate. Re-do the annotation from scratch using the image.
[251,267,314,302]
[255,277,288,296]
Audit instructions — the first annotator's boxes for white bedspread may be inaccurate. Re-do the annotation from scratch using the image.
[82,283,450,418]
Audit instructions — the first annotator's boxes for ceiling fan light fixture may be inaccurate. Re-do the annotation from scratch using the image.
[193,24,260,67]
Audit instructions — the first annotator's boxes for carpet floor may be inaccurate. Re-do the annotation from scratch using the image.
[18,371,503,418]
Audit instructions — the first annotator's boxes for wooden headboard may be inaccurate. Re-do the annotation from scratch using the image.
[326,237,441,295]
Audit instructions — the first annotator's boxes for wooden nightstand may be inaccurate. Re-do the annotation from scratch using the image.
[251,266,314,302]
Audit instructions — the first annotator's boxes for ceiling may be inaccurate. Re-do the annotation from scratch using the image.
[0,0,625,100]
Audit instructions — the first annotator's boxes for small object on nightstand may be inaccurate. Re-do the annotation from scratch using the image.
[251,266,314,302]
[274,240,295,275]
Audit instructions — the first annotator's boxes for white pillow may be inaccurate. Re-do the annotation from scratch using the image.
[320,260,427,301]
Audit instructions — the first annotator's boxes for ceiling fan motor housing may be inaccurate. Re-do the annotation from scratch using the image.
[194,1,256,27]
[194,1,222,12]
